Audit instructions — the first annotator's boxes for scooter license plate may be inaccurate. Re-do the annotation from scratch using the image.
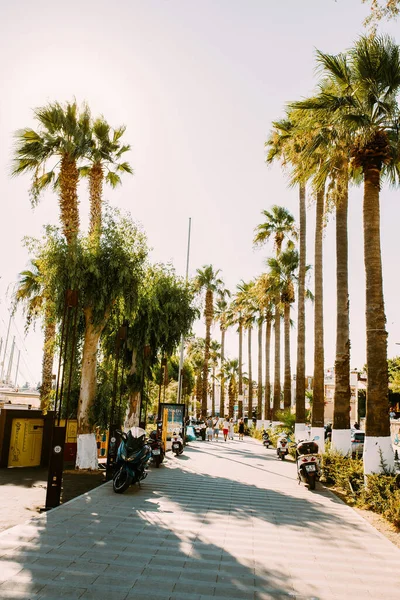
[305,464,316,472]
[173,444,180,449]
[152,449,160,455]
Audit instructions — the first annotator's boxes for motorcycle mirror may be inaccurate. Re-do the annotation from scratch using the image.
[313,435,320,441]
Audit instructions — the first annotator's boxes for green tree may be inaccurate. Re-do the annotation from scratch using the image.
[222,358,239,419]
[13,100,91,245]
[215,290,230,416]
[209,340,221,416]
[14,260,56,413]
[194,266,224,417]
[255,274,275,420]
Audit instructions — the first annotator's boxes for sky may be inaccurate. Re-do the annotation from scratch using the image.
[0,0,400,386]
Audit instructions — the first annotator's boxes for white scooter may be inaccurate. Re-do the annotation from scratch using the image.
[276,434,290,460]
[295,436,321,490]
[171,430,184,456]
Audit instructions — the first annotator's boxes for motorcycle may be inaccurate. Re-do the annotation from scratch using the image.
[148,430,165,468]
[276,434,289,460]
[295,437,320,490]
[172,430,184,456]
[262,430,271,449]
[113,427,152,494]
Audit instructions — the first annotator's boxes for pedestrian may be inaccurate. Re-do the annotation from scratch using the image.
[206,417,213,441]
[229,418,234,440]
[238,418,245,441]
[213,416,220,441]
[222,417,230,442]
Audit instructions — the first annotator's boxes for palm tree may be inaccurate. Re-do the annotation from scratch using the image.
[223,359,239,418]
[267,249,299,411]
[193,266,224,417]
[13,100,91,245]
[254,206,296,421]
[265,114,308,438]
[294,35,400,471]
[256,310,264,420]
[14,261,56,413]
[209,340,221,416]
[214,290,230,416]
[240,281,257,420]
[81,119,133,239]
[227,287,247,417]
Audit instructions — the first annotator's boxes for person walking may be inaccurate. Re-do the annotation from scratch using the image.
[229,418,234,440]
[213,417,220,441]
[238,418,245,441]
[222,417,230,442]
[206,417,213,442]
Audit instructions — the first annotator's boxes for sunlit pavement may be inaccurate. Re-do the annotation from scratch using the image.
[0,437,400,599]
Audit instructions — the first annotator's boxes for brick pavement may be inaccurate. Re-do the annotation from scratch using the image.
[0,437,399,599]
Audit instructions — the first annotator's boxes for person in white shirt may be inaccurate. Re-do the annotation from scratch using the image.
[222,418,230,442]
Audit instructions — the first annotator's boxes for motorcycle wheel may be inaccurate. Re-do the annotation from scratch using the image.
[308,473,316,490]
[281,453,285,460]
[113,466,132,494]
[154,456,161,468]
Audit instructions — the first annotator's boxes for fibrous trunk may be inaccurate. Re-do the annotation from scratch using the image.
[89,162,104,240]
[219,327,225,416]
[264,318,271,420]
[272,296,281,421]
[257,317,263,420]
[312,188,325,452]
[332,169,351,455]
[201,289,213,417]
[125,349,140,428]
[59,154,79,245]
[283,303,291,410]
[40,302,56,413]
[363,164,394,473]
[295,184,306,439]
[212,367,216,416]
[247,327,253,420]
[238,320,243,418]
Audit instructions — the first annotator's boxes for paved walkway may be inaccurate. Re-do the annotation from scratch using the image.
[0,437,399,600]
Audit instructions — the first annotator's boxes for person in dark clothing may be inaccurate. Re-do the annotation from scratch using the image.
[238,418,245,441]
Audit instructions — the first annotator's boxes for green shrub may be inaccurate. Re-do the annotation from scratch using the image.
[359,473,400,527]
[320,451,364,495]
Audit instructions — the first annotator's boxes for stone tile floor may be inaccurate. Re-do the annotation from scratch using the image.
[0,437,399,599]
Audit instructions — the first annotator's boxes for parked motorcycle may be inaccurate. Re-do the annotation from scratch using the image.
[172,430,184,456]
[295,437,320,490]
[262,430,271,449]
[148,430,165,468]
[276,434,289,460]
[113,427,152,494]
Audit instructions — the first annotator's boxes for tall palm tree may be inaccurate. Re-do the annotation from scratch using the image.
[215,290,230,416]
[193,266,223,417]
[265,114,308,437]
[256,310,264,420]
[209,340,221,416]
[295,35,400,471]
[227,286,247,417]
[254,206,296,421]
[267,248,299,411]
[255,274,275,421]
[223,359,239,419]
[81,119,133,239]
[14,261,56,413]
[13,100,91,245]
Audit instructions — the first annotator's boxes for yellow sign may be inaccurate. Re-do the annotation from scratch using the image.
[59,419,77,443]
[8,418,44,467]
[162,408,168,450]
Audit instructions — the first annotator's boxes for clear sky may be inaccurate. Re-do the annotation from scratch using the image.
[0,0,399,385]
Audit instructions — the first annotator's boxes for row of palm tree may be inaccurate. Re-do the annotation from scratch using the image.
[268,34,398,473]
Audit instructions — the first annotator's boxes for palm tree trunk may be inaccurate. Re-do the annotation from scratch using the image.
[312,189,325,450]
[247,327,253,420]
[283,303,291,410]
[212,366,216,416]
[332,170,351,454]
[76,307,102,469]
[40,303,56,413]
[89,162,104,239]
[295,184,306,439]
[272,296,281,421]
[265,318,272,420]
[229,379,235,419]
[238,320,243,418]
[257,317,263,420]
[125,349,140,427]
[363,164,393,473]
[196,372,202,418]
[220,327,225,416]
[202,290,213,417]
[59,154,79,245]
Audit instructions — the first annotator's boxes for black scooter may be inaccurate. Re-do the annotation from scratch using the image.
[296,437,321,490]
[262,430,271,449]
